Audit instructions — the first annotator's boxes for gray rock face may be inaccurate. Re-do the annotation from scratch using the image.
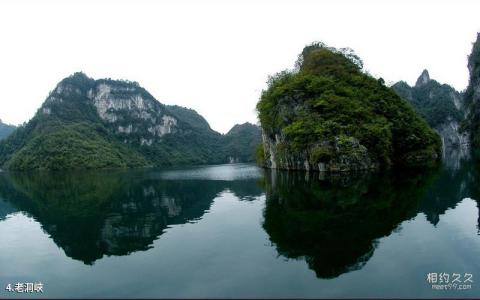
[87,82,178,143]
[452,91,463,111]
[437,119,469,152]
[415,69,431,87]
[436,119,470,169]
[43,74,180,147]
[262,132,378,172]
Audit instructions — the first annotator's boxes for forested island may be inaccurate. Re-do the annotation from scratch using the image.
[256,43,441,172]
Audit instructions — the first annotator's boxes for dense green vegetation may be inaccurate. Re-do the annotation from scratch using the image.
[0,73,261,170]
[221,123,262,162]
[0,121,16,141]
[4,122,148,170]
[167,105,215,131]
[392,72,464,129]
[256,42,441,169]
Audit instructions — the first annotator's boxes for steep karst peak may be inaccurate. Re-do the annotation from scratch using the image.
[415,69,431,87]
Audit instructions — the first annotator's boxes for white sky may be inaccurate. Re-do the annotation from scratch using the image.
[0,0,479,133]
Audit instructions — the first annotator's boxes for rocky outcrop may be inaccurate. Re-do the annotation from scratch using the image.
[262,132,377,172]
[437,119,469,152]
[89,83,178,139]
[415,69,431,87]
[44,74,181,146]
[257,43,441,172]
[437,119,470,169]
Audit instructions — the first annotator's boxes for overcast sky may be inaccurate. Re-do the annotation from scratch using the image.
[0,0,479,133]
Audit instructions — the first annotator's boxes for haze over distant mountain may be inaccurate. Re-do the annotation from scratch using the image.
[0,120,15,141]
[0,72,261,170]
[392,70,469,165]
[223,123,262,163]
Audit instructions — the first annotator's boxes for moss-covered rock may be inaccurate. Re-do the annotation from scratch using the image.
[256,42,441,172]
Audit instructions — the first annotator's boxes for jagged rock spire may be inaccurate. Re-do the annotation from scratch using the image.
[415,69,430,87]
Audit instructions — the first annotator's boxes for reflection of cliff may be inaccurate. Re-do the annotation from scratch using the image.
[419,158,478,226]
[463,158,480,234]
[0,170,263,264]
[262,168,438,279]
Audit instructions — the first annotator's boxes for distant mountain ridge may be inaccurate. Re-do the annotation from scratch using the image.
[0,120,15,141]
[392,70,469,164]
[392,70,465,128]
[223,122,262,163]
[0,72,261,170]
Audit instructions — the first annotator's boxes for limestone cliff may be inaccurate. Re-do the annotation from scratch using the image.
[43,74,183,148]
[261,132,377,172]
[465,33,480,149]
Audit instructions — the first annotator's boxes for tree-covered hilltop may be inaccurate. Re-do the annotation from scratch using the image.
[0,72,261,170]
[465,33,480,149]
[221,122,262,163]
[1,122,149,170]
[0,120,15,141]
[256,42,441,172]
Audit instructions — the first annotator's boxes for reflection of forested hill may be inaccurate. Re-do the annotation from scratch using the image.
[263,169,437,279]
[0,170,263,264]
[262,160,480,279]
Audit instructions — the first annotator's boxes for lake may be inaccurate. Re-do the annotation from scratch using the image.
[0,160,479,298]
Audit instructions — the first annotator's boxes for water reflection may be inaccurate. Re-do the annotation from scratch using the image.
[419,159,478,226]
[262,158,480,279]
[0,157,478,288]
[0,167,263,265]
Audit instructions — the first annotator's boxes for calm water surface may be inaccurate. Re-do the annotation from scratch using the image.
[0,160,479,298]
